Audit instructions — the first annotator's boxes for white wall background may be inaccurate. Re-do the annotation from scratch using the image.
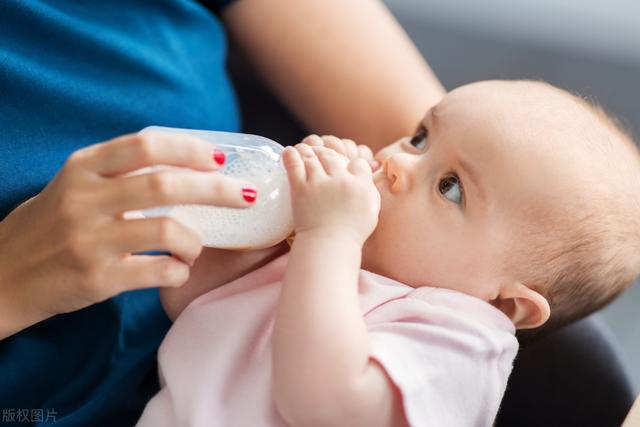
[384,0,640,66]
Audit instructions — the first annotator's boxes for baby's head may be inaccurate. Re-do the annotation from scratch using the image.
[363,80,640,335]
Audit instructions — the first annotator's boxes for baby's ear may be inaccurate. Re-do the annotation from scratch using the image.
[491,282,550,330]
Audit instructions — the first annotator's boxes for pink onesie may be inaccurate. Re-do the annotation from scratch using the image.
[137,254,518,427]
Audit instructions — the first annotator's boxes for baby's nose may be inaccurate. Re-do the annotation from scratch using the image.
[383,153,413,192]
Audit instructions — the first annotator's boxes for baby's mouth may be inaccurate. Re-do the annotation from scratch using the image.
[372,171,389,198]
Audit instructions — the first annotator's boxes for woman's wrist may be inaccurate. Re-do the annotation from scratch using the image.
[0,229,51,339]
[0,270,49,340]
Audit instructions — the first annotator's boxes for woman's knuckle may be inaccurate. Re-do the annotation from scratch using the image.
[130,134,157,163]
[211,176,228,196]
[66,149,87,168]
[147,173,174,198]
[156,218,178,244]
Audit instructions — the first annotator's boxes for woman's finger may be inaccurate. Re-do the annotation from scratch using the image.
[78,132,224,177]
[103,170,257,214]
[111,254,192,291]
[100,217,203,266]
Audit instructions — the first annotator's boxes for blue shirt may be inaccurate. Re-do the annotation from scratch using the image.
[0,1,237,425]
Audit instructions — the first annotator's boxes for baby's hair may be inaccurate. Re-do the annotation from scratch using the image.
[510,83,640,340]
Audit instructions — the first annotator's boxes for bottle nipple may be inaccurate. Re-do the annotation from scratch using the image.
[139,126,293,250]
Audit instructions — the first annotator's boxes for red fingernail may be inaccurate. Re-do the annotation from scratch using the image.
[213,149,226,165]
[242,186,257,203]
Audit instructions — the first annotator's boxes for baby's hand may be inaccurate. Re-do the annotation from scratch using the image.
[282,143,380,245]
[301,135,380,171]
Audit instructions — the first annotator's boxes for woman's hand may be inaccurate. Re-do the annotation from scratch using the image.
[301,134,381,171]
[0,131,255,339]
[282,143,380,245]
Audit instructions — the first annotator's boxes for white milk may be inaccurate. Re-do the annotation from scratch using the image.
[138,127,293,250]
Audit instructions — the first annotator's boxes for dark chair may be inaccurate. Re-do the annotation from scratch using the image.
[226,47,637,427]
[496,315,636,427]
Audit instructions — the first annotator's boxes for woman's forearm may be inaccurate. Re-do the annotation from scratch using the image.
[272,231,370,424]
[223,0,445,152]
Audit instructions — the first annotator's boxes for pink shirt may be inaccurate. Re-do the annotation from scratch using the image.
[137,254,518,427]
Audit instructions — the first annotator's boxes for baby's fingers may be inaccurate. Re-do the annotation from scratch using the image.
[339,138,359,160]
[357,144,374,162]
[314,147,348,175]
[300,134,324,148]
[282,147,306,186]
[295,143,325,181]
[356,144,380,171]
[321,135,351,158]
[348,157,373,179]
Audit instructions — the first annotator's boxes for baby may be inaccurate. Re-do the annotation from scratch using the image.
[136,80,640,426]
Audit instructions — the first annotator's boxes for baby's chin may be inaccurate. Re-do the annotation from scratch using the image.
[360,232,377,270]
[372,170,390,201]
[360,227,390,276]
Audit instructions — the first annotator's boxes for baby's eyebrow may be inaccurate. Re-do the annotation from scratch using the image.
[428,104,445,129]
[415,107,437,134]
[457,156,487,204]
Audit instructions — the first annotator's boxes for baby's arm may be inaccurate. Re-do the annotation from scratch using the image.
[272,144,407,427]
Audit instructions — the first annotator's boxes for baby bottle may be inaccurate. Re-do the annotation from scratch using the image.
[139,126,293,250]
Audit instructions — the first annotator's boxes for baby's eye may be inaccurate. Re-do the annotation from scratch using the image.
[438,174,463,204]
[409,125,428,150]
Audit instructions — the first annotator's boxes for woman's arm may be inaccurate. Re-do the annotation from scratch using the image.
[272,145,407,427]
[222,0,445,152]
[0,132,255,339]
[160,241,289,320]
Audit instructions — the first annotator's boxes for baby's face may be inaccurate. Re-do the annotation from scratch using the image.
[362,80,597,301]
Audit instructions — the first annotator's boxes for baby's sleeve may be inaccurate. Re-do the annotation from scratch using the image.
[366,293,518,427]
